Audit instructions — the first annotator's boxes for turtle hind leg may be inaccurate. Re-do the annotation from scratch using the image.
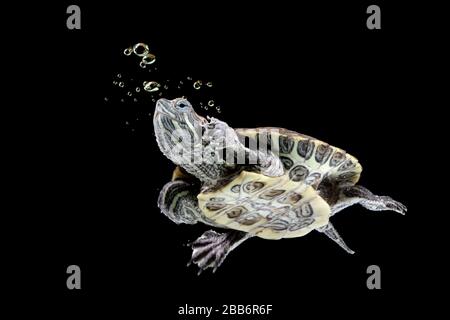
[188,230,252,274]
[317,222,355,254]
[342,185,407,215]
[330,185,407,216]
[158,180,202,225]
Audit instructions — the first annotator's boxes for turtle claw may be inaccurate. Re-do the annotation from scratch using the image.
[379,196,407,215]
[187,230,233,274]
[342,186,407,216]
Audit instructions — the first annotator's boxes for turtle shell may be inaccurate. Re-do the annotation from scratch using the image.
[236,127,363,188]
[197,128,363,240]
[198,170,330,239]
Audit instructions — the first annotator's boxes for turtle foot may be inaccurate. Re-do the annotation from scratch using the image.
[187,230,249,275]
[378,196,407,215]
[342,186,407,215]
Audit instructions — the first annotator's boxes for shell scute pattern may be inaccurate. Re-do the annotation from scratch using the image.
[250,128,363,189]
[277,191,302,205]
[197,170,330,239]
[259,189,285,200]
[243,181,265,193]
[197,128,363,240]
[225,206,247,218]
[234,129,360,186]
[297,139,315,160]
[289,165,309,182]
[280,156,294,170]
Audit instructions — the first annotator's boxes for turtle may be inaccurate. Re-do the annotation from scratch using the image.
[153,97,407,274]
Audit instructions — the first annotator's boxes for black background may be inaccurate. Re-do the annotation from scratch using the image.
[11,1,444,318]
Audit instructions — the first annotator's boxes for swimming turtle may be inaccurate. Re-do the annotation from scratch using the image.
[153,97,407,274]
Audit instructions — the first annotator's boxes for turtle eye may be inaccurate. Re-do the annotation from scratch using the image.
[176,100,189,109]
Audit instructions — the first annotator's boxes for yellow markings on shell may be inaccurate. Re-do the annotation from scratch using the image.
[199,127,364,239]
[251,186,329,240]
[198,170,331,240]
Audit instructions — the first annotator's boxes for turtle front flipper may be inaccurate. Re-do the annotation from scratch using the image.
[188,230,253,274]
[158,180,203,225]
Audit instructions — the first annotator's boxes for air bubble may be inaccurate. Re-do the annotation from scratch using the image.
[127,91,132,96]
[119,82,125,88]
[208,100,214,107]
[133,43,149,56]
[117,73,122,78]
[206,82,213,87]
[216,106,221,113]
[193,80,202,90]
[123,47,132,56]
[144,81,161,93]
[141,53,156,65]
[135,87,140,92]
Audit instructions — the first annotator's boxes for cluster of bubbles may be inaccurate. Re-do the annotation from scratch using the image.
[114,42,164,105]
[193,80,213,90]
[143,81,161,93]
[198,99,220,113]
[105,42,223,133]
[176,77,221,113]
[124,43,156,68]
[111,72,160,104]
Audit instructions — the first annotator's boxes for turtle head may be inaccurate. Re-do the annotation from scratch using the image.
[154,97,242,183]
[153,97,207,168]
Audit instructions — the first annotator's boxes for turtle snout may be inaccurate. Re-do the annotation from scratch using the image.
[155,98,175,117]
[156,98,171,110]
